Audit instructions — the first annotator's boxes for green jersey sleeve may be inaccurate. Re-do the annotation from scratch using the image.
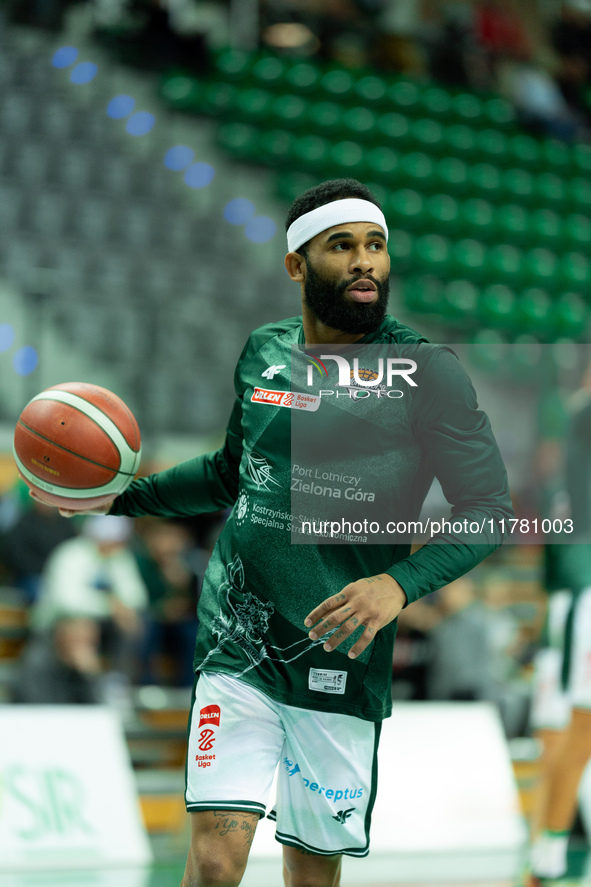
[110,396,243,518]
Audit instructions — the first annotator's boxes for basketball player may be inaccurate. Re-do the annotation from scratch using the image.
[51,179,514,887]
[527,374,591,886]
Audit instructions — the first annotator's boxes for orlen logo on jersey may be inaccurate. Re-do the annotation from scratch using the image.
[251,387,320,412]
[199,704,220,729]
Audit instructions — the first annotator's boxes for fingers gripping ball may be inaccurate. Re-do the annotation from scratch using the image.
[13,382,141,511]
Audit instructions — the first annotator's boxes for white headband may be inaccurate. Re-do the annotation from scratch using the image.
[286,198,389,253]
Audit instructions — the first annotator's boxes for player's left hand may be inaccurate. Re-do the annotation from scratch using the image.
[304,574,407,659]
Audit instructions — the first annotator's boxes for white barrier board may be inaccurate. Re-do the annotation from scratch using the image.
[0,706,152,872]
[242,702,527,885]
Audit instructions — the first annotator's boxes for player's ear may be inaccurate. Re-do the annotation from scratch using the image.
[285,251,306,282]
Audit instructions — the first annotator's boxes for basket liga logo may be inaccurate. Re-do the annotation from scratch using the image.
[196,704,220,762]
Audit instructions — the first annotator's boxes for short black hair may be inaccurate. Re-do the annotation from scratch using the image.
[285,178,381,255]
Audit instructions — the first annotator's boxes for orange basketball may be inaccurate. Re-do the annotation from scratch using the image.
[13,382,141,511]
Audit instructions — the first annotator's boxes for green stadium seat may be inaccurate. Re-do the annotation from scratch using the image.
[468,163,502,199]
[276,170,319,203]
[321,68,355,101]
[426,193,460,237]
[420,87,453,119]
[453,93,484,125]
[217,121,259,160]
[284,62,322,94]
[341,106,378,140]
[442,279,478,319]
[400,152,436,191]
[564,214,591,250]
[411,118,445,154]
[508,134,541,168]
[385,189,425,230]
[402,274,444,312]
[413,233,451,275]
[376,112,412,149]
[306,101,342,137]
[389,229,414,270]
[258,129,295,166]
[487,243,523,284]
[201,82,239,116]
[234,87,274,124]
[271,94,308,130]
[366,183,389,207]
[459,198,495,239]
[213,49,252,82]
[495,203,530,245]
[159,73,201,110]
[478,284,517,328]
[469,331,507,375]
[523,247,559,289]
[502,168,535,205]
[354,75,388,106]
[388,79,422,114]
[541,138,572,174]
[251,55,287,90]
[530,209,562,248]
[452,238,487,280]
[559,252,591,291]
[365,147,400,184]
[329,140,366,177]
[434,157,469,196]
[443,124,477,161]
[568,177,591,213]
[517,288,552,335]
[482,96,516,129]
[509,336,544,380]
[551,293,588,338]
[291,134,330,172]
[573,142,591,175]
[475,128,509,166]
[535,173,567,209]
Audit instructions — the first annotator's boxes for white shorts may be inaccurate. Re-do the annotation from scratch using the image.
[530,590,572,731]
[185,672,381,857]
[568,586,591,710]
[530,587,591,731]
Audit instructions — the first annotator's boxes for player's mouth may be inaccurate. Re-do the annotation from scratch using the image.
[346,279,377,303]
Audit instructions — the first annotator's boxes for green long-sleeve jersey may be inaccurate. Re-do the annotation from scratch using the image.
[111,314,513,720]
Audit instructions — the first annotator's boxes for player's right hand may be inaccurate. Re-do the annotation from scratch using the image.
[28,489,115,518]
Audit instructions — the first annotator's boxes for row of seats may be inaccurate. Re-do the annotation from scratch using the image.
[161,75,590,176]
[205,50,517,130]
[216,121,591,214]
[402,275,588,339]
[276,171,591,251]
[389,228,591,292]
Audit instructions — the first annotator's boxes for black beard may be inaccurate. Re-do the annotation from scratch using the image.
[303,261,389,335]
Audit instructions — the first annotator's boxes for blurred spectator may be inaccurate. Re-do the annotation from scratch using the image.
[134,518,200,686]
[391,596,438,700]
[551,0,591,123]
[426,576,493,702]
[12,616,103,704]
[32,515,149,683]
[93,0,211,74]
[0,498,78,603]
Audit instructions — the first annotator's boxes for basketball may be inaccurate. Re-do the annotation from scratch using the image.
[13,382,142,511]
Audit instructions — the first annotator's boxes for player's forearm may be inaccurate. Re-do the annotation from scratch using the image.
[111,450,238,518]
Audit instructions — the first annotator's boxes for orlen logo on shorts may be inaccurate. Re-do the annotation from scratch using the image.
[196,704,220,765]
[199,704,220,729]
